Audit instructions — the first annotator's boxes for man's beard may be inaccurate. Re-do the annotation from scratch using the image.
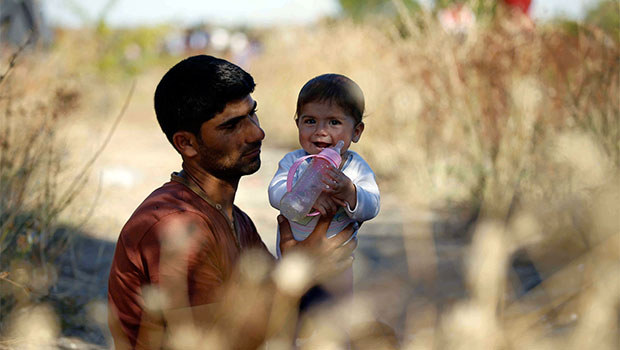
[196,143,261,180]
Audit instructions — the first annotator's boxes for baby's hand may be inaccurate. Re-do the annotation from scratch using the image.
[322,166,357,210]
[313,191,341,216]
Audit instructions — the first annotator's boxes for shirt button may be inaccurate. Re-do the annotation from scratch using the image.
[216,204,222,210]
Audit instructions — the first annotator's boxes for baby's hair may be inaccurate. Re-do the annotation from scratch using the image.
[295,74,365,125]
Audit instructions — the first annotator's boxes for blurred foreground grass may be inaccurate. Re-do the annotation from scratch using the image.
[1,3,619,349]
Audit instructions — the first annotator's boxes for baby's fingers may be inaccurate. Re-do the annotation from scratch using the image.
[332,197,347,207]
[320,177,338,192]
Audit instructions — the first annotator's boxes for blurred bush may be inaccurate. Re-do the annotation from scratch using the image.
[51,24,174,81]
[337,0,422,21]
[585,0,620,39]
[0,51,82,330]
[0,42,126,345]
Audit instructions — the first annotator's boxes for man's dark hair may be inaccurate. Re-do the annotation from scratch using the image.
[295,74,365,124]
[154,55,255,145]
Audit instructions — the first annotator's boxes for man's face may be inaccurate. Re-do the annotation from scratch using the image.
[195,94,265,180]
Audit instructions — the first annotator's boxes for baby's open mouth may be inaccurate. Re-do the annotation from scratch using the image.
[313,142,331,149]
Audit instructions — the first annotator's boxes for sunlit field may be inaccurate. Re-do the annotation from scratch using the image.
[1,2,618,349]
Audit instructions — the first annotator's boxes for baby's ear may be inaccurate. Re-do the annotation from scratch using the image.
[352,122,365,143]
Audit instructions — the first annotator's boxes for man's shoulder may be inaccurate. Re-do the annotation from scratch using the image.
[117,181,214,248]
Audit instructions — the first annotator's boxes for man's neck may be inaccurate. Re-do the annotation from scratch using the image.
[182,162,239,219]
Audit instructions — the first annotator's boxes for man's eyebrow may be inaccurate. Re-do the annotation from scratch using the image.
[217,101,258,128]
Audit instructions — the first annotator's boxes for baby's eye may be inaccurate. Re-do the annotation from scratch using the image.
[329,119,342,126]
[303,118,316,124]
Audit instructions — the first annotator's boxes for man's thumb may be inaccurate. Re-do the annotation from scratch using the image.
[278,215,293,245]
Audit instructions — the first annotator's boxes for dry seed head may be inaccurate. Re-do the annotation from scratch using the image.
[272,252,312,295]
[87,299,108,327]
[7,304,59,350]
[553,132,609,189]
[167,323,203,350]
[510,76,542,119]
[441,302,500,350]
[142,285,170,313]
[508,211,542,249]
[238,248,272,285]
[30,264,57,295]
[467,221,508,304]
[199,329,229,350]
[160,217,195,254]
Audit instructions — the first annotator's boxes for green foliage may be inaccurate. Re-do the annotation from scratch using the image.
[585,0,620,39]
[337,0,421,21]
[92,24,172,79]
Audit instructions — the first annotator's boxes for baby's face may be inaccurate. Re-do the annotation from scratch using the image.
[297,101,364,155]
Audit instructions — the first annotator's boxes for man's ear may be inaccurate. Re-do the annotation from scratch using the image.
[352,122,365,143]
[172,131,199,157]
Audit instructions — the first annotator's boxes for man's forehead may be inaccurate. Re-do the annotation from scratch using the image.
[209,94,255,123]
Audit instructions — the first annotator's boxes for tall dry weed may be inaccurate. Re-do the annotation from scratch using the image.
[0,42,132,347]
[0,48,86,337]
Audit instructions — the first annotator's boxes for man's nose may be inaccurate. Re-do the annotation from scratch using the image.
[247,116,265,143]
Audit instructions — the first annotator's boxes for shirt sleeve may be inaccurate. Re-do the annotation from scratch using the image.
[139,212,224,308]
[343,153,380,222]
[268,151,299,210]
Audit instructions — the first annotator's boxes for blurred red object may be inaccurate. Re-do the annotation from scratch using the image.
[503,0,532,14]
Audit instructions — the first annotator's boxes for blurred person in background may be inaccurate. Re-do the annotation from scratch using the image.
[107,55,357,350]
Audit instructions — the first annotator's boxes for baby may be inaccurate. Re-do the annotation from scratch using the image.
[268,73,380,298]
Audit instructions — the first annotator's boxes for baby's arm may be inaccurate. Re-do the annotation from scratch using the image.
[347,171,380,221]
[268,152,298,210]
[341,155,380,222]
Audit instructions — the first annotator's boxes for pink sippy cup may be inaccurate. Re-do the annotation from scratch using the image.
[280,141,344,223]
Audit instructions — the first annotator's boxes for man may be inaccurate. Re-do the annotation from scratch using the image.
[107,55,356,350]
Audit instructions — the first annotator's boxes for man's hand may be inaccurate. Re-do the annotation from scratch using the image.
[278,214,357,284]
[321,167,357,210]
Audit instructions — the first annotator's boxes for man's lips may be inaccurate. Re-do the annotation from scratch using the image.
[243,148,261,158]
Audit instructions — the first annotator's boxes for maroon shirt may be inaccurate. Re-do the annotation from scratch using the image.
[108,173,271,349]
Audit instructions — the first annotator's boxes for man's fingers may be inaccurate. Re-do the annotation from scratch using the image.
[338,235,358,256]
[327,223,356,247]
[306,214,334,241]
[332,198,347,207]
[331,255,355,275]
[277,215,294,246]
